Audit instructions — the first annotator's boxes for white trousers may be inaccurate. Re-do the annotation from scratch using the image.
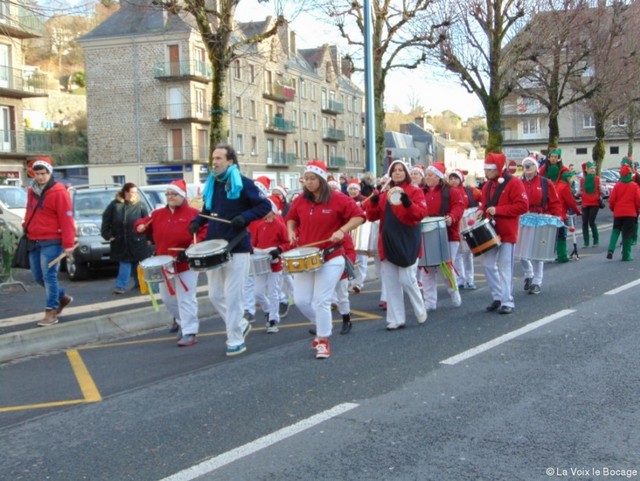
[254,270,282,322]
[158,269,200,335]
[279,272,294,303]
[422,241,460,309]
[335,277,350,315]
[520,258,544,286]
[374,255,386,302]
[243,274,255,314]
[454,247,475,284]
[482,242,515,308]
[351,253,368,288]
[381,259,426,327]
[207,253,251,348]
[293,256,345,338]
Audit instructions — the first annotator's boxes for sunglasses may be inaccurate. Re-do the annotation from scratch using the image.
[165,192,180,197]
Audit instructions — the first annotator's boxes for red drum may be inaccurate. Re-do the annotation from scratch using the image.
[461,219,501,257]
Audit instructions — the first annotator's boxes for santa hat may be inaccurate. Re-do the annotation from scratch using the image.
[167,179,187,198]
[31,157,54,174]
[305,160,328,180]
[347,179,361,191]
[328,179,340,190]
[449,169,465,183]
[410,164,425,178]
[426,162,446,179]
[484,152,506,173]
[254,176,271,196]
[272,184,287,197]
[521,156,538,168]
[268,198,279,214]
[387,159,410,177]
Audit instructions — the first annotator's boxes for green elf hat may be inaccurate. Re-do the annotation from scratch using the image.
[548,148,562,157]
[621,156,633,167]
[561,170,576,183]
[586,161,596,169]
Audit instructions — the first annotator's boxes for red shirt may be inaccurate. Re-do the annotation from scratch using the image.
[423,184,465,241]
[25,182,75,249]
[248,214,290,272]
[481,176,529,243]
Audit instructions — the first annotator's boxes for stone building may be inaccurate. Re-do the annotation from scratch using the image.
[78,0,365,191]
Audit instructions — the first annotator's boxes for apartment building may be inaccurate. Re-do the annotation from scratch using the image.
[78,0,365,191]
[0,0,49,186]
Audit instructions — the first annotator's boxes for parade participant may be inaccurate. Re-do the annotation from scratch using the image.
[269,184,293,316]
[476,152,529,314]
[101,182,150,294]
[285,160,365,359]
[539,147,569,184]
[329,233,357,335]
[420,162,465,310]
[346,178,368,293]
[188,144,272,356]
[410,164,426,189]
[247,199,290,333]
[555,170,582,263]
[360,172,376,197]
[271,184,289,216]
[328,177,341,192]
[24,158,75,327]
[606,162,640,261]
[519,156,562,294]
[135,180,205,346]
[366,160,428,330]
[580,162,602,247]
[449,170,481,290]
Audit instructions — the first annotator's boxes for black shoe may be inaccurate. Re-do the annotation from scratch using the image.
[169,318,179,333]
[499,305,514,315]
[278,302,289,318]
[309,328,316,336]
[340,321,352,335]
[523,278,532,291]
[486,300,501,312]
[529,284,541,295]
[606,251,613,259]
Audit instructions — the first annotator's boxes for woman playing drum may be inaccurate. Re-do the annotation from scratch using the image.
[366,160,428,330]
[285,160,365,359]
[135,180,206,347]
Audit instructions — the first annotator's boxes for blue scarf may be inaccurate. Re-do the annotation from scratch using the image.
[202,164,243,211]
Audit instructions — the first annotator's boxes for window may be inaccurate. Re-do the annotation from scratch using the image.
[236,134,244,154]
[300,78,307,99]
[321,88,327,109]
[294,140,299,158]
[234,60,242,80]
[347,122,352,136]
[249,65,256,84]
[249,100,256,119]
[235,96,242,117]
[310,83,316,101]
[195,88,206,118]
[194,47,206,76]
[313,142,319,159]
[302,112,308,129]
[112,175,125,185]
[610,146,620,155]
[312,113,317,131]
[583,114,595,129]
[352,96,358,113]
[251,136,258,155]
[522,119,538,134]
[303,142,309,160]
[612,116,626,127]
[576,148,588,155]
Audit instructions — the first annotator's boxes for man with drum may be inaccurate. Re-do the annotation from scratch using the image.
[518,156,562,295]
[189,145,272,356]
[476,153,529,315]
[135,180,206,346]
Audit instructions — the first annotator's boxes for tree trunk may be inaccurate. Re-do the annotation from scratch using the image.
[485,96,503,153]
[547,105,560,148]
[209,60,228,165]
[592,113,606,172]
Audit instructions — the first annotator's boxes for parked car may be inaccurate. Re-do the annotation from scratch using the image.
[0,185,27,220]
[66,185,153,281]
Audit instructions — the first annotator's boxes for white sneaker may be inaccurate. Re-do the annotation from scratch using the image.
[266,320,279,334]
[416,309,428,324]
[451,291,462,307]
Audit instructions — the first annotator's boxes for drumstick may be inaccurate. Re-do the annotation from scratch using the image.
[193,233,197,245]
[199,213,232,224]
[168,247,185,251]
[361,178,392,205]
[144,218,153,228]
[47,243,79,268]
[298,237,333,248]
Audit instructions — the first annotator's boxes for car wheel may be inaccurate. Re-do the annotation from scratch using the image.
[66,256,89,281]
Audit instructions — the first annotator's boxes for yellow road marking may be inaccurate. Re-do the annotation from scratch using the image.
[0,399,87,413]
[67,350,102,402]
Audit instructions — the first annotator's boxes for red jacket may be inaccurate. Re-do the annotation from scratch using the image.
[521,174,562,217]
[248,214,290,272]
[609,181,640,218]
[579,175,601,207]
[423,184,465,241]
[25,182,75,249]
[481,176,529,243]
[555,181,581,219]
[135,202,206,273]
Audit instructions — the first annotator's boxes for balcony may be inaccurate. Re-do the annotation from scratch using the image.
[0,130,51,155]
[263,80,296,102]
[0,66,48,98]
[322,127,345,142]
[160,102,210,123]
[329,156,346,168]
[322,100,344,115]
[153,60,212,83]
[160,144,208,163]
[264,115,296,134]
[502,102,546,118]
[267,151,297,166]
[0,5,46,38]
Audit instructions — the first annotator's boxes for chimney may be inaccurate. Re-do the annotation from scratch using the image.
[414,116,425,129]
[290,31,296,55]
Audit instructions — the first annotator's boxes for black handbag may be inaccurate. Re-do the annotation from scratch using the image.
[11,235,30,269]
[598,196,606,209]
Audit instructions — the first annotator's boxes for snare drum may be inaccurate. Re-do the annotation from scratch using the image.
[281,247,323,274]
[461,219,501,257]
[353,221,375,255]
[417,217,451,267]
[458,208,478,253]
[185,239,230,271]
[139,255,175,283]
[514,213,563,261]
[250,254,272,276]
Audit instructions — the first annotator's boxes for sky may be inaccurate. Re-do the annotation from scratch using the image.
[235,0,485,120]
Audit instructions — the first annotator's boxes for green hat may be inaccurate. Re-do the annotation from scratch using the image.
[621,156,633,166]
[586,161,596,169]
[548,148,562,157]
[561,170,576,182]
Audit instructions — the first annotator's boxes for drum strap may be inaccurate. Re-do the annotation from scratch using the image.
[485,174,512,207]
[439,185,450,216]
[465,187,478,208]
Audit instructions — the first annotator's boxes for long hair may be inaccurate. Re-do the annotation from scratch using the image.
[120,182,137,198]
[303,174,332,204]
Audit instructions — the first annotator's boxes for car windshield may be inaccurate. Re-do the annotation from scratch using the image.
[74,190,117,218]
[0,187,27,209]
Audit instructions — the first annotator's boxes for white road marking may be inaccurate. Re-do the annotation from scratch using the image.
[440,309,576,365]
[604,278,640,295]
[159,402,359,481]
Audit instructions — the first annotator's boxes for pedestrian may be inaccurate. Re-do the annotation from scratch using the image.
[539,147,569,184]
[285,160,365,359]
[135,180,206,346]
[366,159,428,330]
[518,156,562,294]
[410,164,426,189]
[579,162,602,247]
[188,144,272,356]
[477,152,529,314]
[24,157,75,327]
[606,161,640,261]
[555,170,582,263]
[102,182,150,294]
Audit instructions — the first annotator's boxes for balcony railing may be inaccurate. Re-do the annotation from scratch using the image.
[160,102,210,122]
[160,144,209,163]
[264,115,296,134]
[263,80,296,102]
[153,60,212,82]
[0,66,48,97]
[267,151,297,166]
[502,102,546,117]
[322,127,345,142]
[0,5,46,38]
[321,99,344,115]
[329,156,346,168]
[0,130,51,154]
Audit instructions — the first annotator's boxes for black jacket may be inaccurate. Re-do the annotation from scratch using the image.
[101,193,150,262]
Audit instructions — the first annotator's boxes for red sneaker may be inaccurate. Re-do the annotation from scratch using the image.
[315,339,331,359]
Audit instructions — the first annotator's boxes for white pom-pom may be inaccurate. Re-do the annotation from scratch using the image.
[498,177,504,184]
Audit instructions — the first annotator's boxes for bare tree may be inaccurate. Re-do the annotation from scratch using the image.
[151,0,285,164]
[316,0,447,171]
[430,0,532,153]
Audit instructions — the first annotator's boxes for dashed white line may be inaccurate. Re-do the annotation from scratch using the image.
[604,278,640,295]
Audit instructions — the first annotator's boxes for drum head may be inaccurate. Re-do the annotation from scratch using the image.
[186,239,229,256]
[140,255,174,267]
[388,187,403,206]
[282,247,320,258]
